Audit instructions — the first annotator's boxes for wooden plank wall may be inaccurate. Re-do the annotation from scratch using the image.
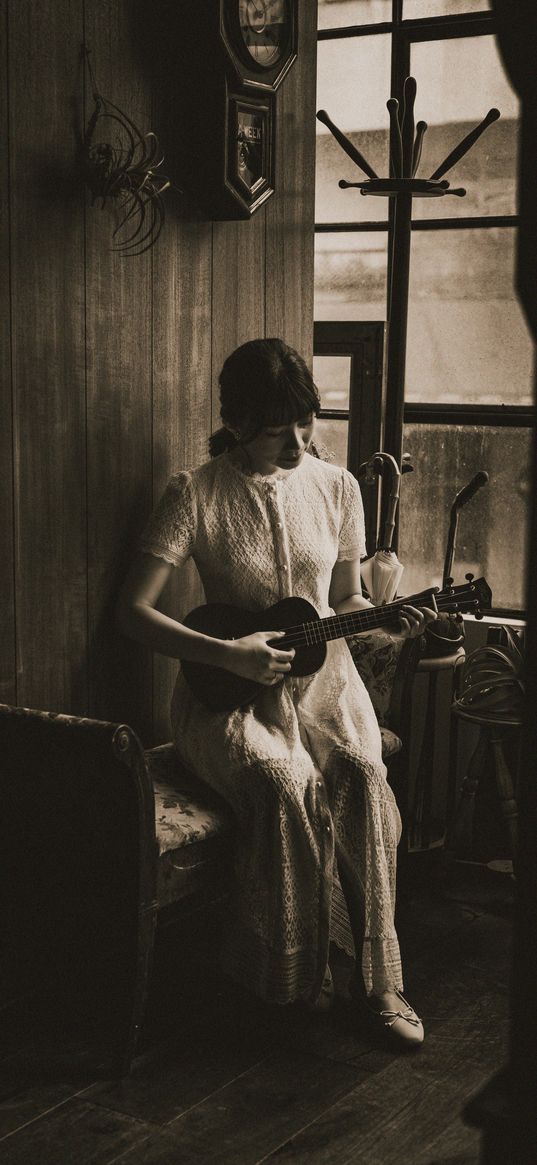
[1,0,317,744]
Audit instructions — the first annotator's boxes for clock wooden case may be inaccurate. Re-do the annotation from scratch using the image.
[221,0,298,92]
[170,0,298,220]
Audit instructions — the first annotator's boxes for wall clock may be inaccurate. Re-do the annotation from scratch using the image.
[166,0,298,219]
[221,0,298,90]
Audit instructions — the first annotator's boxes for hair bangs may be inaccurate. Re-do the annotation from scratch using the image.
[257,371,320,429]
[214,338,322,450]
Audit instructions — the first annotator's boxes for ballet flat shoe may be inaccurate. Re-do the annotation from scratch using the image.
[352,983,424,1049]
[303,966,335,1013]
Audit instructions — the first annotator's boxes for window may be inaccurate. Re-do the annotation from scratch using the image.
[315,0,533,615]
[314,320,385,552]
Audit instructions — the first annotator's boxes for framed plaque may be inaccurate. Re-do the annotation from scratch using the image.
[227,95,274,213]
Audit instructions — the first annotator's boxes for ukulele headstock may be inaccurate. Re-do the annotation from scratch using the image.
[437,575,492,619]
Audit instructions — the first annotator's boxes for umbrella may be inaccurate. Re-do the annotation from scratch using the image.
[359,453,409,606]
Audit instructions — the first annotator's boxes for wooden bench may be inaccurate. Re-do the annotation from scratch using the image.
[0,636,421,1076]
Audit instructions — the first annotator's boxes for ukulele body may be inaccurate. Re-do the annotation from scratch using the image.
[182,596,326,713]
[180,577,491,713]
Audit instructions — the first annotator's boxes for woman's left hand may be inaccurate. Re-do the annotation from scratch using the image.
[391,604,437,641]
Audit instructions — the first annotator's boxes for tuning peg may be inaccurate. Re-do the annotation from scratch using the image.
[445,576,454,588]
[475,610,484,620]
[465,572,475,583]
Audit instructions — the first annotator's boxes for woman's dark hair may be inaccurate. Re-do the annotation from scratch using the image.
[209,338,321,457]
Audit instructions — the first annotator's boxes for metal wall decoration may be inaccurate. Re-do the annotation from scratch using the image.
[81,48,172,256]
[317,78,500,465]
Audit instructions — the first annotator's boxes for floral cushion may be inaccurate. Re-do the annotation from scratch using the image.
[146,726,400,868]
[347,630,405,727]
[145,743,234,856]
[379,726,401,759]
[147,728,401,908]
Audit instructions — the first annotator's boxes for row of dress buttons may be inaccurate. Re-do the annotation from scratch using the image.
[267,494,286,563]
[267,490,290,591]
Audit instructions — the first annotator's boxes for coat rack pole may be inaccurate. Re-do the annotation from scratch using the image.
[383,190,412,478]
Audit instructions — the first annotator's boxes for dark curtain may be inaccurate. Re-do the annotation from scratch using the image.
[491,4,537,1160]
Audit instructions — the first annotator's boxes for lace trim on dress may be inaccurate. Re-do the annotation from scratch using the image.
[140,543,184,567]
[219,915,328,1005]
[138,469,196,568]
[224,448,302,484]
[336,545,365,562]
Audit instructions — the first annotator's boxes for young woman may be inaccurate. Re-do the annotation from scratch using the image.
[117,338,436,1048]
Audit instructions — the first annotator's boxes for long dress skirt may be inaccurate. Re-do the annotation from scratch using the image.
[171,636,404,1005]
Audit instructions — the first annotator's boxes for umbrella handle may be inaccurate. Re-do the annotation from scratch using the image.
[375,453,401,551]
[381,484,401,550]
[357,452,404,550]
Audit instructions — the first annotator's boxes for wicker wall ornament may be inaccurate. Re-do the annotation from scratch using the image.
[81,47,172,256]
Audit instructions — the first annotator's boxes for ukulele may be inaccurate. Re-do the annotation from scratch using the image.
[181,577,492,713]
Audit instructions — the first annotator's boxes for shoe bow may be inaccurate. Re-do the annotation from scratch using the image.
[375,991,422,1029]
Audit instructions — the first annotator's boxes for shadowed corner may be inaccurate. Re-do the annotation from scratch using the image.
[126,0,215,224]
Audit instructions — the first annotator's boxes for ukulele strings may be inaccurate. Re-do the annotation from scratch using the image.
[278,589,462,649]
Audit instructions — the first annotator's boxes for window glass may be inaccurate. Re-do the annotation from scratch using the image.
[314,232,388,320]
[405,228,532,405]
[399,424,531,610]
[409,35,518,219]
[404,0,490,16]
[318,1,392,30]
[315,418,349,467]
[313,355,352,410]
[316,35,391,222]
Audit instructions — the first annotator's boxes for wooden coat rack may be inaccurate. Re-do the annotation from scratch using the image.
[317,78,500,467]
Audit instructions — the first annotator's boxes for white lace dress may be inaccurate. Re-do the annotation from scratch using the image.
[140,450,403,1001]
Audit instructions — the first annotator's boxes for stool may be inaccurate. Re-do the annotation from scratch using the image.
[408,648,466,850]
[447,705,520,867]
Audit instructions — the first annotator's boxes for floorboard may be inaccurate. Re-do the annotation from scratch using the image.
[115,1051,368,1165]
[409,1112,482,1165]
[261,984,507,1164]
[0,861,513,1165]
[0,1098,154,1164]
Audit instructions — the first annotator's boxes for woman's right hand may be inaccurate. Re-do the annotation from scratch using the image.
[222,631,295,686]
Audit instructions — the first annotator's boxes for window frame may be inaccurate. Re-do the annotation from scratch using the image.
[315,1,533,618]
[314,320,385,553]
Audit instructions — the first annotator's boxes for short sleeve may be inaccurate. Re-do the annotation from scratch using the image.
[138,471,196,567]
[337,469,367,561]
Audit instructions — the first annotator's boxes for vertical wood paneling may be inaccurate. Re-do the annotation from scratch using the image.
[0,0,16,705]
[84,0,154,738]
[211,217,266,429]
[151,220,213,743]
[9,0,87,713]
[1,2,318,741]
[265,0,317,363]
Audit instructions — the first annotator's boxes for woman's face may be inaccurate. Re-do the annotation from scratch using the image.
[241,413,316,475]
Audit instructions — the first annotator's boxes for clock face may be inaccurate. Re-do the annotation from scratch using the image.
[238,0,290,68]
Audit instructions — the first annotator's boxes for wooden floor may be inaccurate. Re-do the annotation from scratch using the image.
[0,858,513,1165]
